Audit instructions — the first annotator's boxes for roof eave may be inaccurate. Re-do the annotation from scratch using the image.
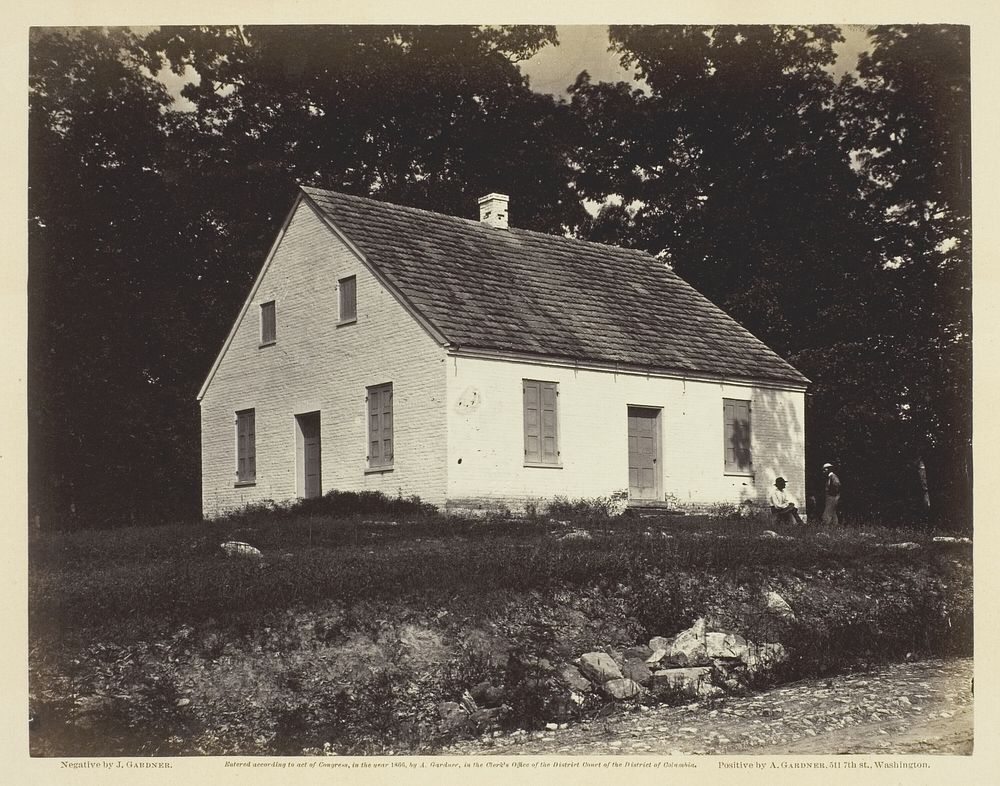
[445,344,810,391]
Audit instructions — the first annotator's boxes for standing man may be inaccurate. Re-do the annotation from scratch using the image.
[822,462,841,526]
[769,477,805,526]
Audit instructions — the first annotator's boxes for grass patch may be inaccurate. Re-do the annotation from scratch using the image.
[29,493,973,755]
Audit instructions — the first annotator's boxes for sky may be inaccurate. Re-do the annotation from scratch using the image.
[521,25,872,97]
[158,25,874,110]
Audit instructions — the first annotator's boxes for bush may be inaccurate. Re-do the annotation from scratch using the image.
[545,491,628,522]
[29,504,973,755]
[214,490,437,527]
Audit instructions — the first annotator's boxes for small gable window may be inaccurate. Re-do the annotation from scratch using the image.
[523,379,560,466]
[339,276,357,324]
[236,408,256,484]
[367,383,393,470]
[723,398,752,474]
[260,301,276,345]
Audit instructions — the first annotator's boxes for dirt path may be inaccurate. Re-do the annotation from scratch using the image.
[447,658,973,756]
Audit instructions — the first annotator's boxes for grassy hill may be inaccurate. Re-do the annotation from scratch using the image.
[29,493,973,756]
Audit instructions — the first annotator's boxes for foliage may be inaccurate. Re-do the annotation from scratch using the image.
[545,492,626,521]
[29,510,971,755]
[571,25,857,352]
[29,28,203,528]
[30,505,970,641]
[214,489,438,527]
[28,25,581,530]
[569,25,971,527]
[28,25,971,533]
[833,26,971,526]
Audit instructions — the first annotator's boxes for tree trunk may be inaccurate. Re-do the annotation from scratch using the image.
[916,458,931,510]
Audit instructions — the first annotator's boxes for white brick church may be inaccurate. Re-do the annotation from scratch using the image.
[197,187,807,517]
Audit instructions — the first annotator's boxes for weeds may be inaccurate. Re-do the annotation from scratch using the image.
[29,499,973,755]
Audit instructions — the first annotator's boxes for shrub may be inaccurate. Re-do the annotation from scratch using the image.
[545,492,627,523]
[213,490,437,528]
[29,503,973,755]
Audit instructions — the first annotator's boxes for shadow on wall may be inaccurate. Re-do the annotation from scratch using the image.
[750,387,805,510]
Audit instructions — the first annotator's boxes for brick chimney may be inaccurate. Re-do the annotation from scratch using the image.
[477,193,509,229]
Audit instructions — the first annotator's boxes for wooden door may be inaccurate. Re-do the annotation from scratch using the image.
[628,407,661,501]
[296,412,322,499]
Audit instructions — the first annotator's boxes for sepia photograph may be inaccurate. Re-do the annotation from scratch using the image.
[23,14,975,769]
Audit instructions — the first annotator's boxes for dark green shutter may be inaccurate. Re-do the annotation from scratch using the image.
[237,409,256,482]
[368,383,393,467]
[736,401,751,471]
[723,398,751,472]
[723,400,736,471]
[540,382,558,463]
[523,380,541,463]
[382,385,393,463]
[340,276,357,322]
[261,301,276,343]
[524,380,558,464]
[369,388,381,465]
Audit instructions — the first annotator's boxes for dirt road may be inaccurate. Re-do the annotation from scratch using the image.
[448,658,973,756]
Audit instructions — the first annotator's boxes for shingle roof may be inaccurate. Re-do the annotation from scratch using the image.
[301,186,808,386]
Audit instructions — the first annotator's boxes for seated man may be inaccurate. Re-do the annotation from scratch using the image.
[769,476,805,526]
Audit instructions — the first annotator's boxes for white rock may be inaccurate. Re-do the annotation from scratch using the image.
[559,530,593,542]
[765,591,795,619]
[603,678,644,700]
[665,618,708,665]
[220,541,262,559]
[706,631,749,660]
[650,666,714,697]
[577,652,623,683]
[646,648,668,665]
[559,664,592,692]
[745,642,788,671]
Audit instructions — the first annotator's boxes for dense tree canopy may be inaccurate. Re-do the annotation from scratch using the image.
[836,26,971,519]
[29,25,583,526]
[27,25,971,529]
[570,25,866,354]
[569,25,971,523]
[29,28,197,526]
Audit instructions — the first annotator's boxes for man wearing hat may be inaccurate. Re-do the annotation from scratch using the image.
[769,476,805,526]
[822,462,842,526]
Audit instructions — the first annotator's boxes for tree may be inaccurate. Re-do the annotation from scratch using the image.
[837,26,972,525]
[569,25,971,526]
[142,26,583,231]
[29,25,581,527]
[29,27,203,526]
[570,25,864,357]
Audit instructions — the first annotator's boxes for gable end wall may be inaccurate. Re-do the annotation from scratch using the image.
[200,202,447,517]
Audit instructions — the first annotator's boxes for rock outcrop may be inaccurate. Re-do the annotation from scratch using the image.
[577,652,623,683]
[446,616,790,737]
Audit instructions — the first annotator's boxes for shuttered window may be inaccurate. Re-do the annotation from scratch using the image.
[523,380,560,465]
[723,398,752,473]
[339,276,357,323]
[260,301,276,344]
[367,383,393,469]
[236,409,256,483]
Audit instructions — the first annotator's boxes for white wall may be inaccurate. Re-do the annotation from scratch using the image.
[443,354,805,512]
[200,200,448,517]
